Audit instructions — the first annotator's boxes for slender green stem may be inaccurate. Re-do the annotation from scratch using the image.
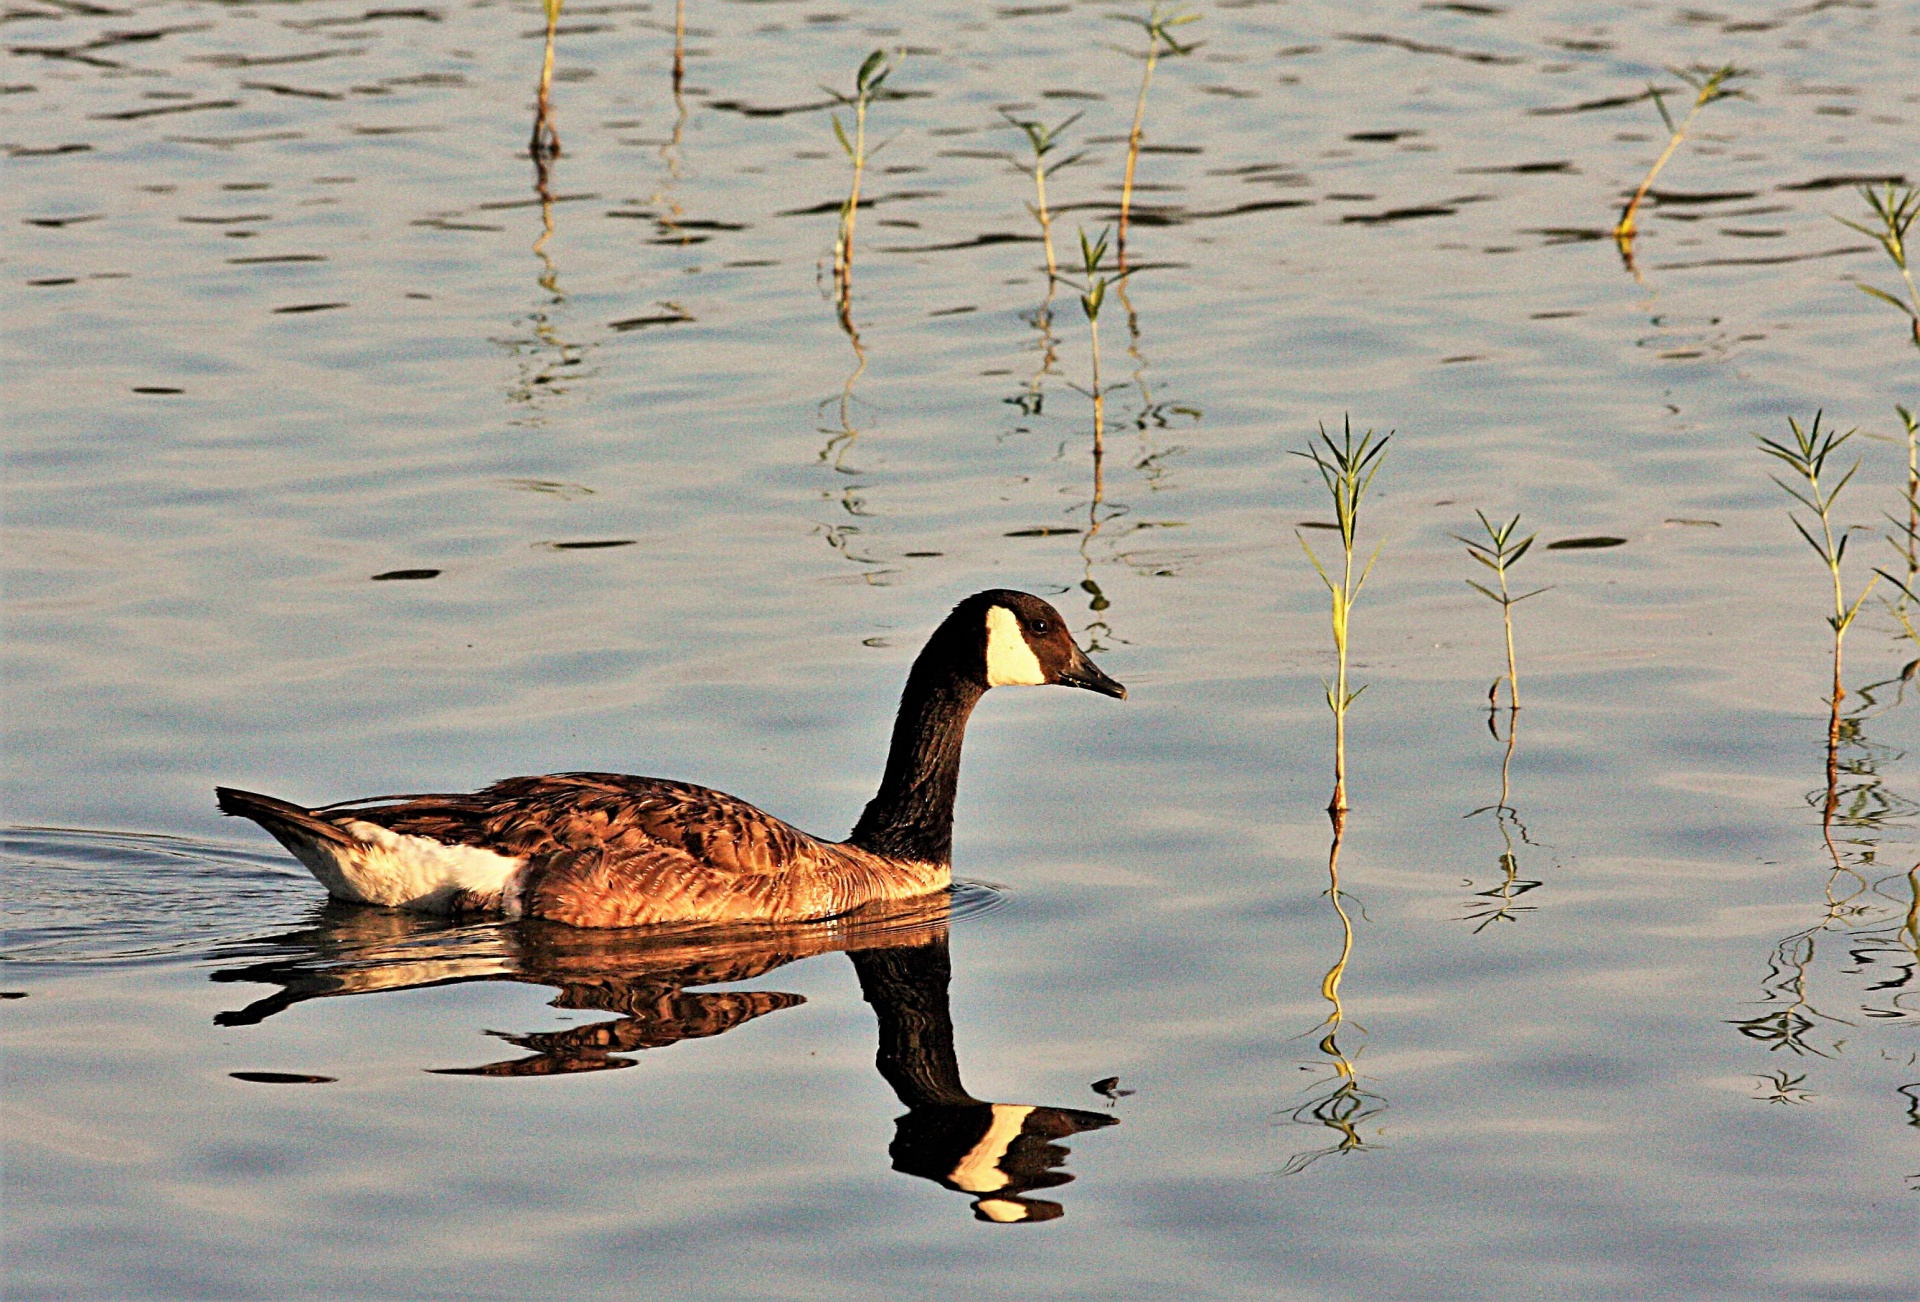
[1114,7,1197,268]
[531,0,563,159]
[1456,512,1543,720]
[1119,49,1156,267]
[1295,420,1389,814]
[1613,65,1744,259]
[830,51,892,327]
[1034,158,1057,281]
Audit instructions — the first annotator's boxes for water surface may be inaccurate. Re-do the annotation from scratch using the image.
[5,0,1918,1295]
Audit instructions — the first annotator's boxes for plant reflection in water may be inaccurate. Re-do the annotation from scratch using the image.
[1277,806,1385,1178]
[209,894,1116,1225]
[645,5,692,249]
[1729,670,1920,1159]
[1055,252,1197,654]
[503,152,593,412]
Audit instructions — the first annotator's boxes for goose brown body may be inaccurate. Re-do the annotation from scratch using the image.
[217,590,1124,928]
[318,774,943,928]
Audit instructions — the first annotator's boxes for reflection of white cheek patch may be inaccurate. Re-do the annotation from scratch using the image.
[949,1104,1036,1192]
[985,606,1046,687]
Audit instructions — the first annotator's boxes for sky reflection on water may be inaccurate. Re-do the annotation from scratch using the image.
[4,0,1918,1294]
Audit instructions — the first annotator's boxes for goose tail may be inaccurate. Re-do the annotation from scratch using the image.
[215,786,355,849]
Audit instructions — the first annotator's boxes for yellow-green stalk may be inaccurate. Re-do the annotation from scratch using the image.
[829,50,892,324]
[1455,511,1547,715]
[1296,419,1390,816]
[531,0,563,159]
[1114,5,1198,268]
[1613,64,1744,261]
[1001,110,1085,283]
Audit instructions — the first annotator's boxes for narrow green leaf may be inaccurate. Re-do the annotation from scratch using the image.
[1857,284,1918,315]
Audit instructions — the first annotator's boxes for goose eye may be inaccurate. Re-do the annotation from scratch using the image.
[1027,619,1050,635]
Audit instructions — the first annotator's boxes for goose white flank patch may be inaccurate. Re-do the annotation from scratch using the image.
[218,589,1125,928]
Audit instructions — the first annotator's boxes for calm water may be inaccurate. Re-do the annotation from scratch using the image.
[5,0,1918,1294]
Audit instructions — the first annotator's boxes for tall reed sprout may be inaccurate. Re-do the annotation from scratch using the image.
[1760,413,1879,868]
[1759,413,1878,691]
[1454,511,1547,930]
[1836,183,1920,349]
[1881,405,1912,595]
[828,50,893,323]
[1612,64,1745,262]
[1071,227,1114,504]
[531,0,563,159]
[1295,420,1390,816]
[1456,512,1546,714]
[1874,406,1920,666]
[1114,5,1199,267]
[1000,110,1086,284]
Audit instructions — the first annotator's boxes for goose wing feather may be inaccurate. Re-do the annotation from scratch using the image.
[333,773,819,875]
[327,772,920,926]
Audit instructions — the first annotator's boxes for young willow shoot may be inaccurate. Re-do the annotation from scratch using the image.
[1758,413,1879,704]
[1874,406,1920,664]
[1836,183,1920,349]
[1455,512,1547,713]
[1295,420,1390,816]
[1000,110,1086,283]
[1612,64,1745,260]
[530,0,564,158]
[1072,227,1114,500]
[828,50,893,321]
[1114,5,1199,267]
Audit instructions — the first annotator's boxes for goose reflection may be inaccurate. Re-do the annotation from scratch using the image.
[209,895,1115,1224]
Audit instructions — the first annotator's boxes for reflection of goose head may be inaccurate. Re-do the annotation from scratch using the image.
[850,937,1117,1224]
[891,1100,1115,1223]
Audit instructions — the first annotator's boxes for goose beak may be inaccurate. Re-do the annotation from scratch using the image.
[1057,647,1126,700]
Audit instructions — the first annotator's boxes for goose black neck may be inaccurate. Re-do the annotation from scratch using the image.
[849,938,976,1109]
[847,648,986,864]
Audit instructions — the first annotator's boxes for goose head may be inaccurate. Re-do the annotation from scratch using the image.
[949,589,1126,699]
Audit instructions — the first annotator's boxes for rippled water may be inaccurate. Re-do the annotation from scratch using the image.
[5,0,1918,1295]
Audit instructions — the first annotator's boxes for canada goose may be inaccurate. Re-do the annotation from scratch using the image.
[216,589,1125,928]
[212,899,1116,1221]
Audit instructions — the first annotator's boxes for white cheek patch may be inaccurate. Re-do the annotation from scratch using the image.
[948,1104,1036,1193]
[984,606,1047,687]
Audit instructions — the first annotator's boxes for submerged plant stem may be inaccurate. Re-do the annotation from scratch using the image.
[672,0,686,97]
[531,0,563,159]
[1035,159,1059,282]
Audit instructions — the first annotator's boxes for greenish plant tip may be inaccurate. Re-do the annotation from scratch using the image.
[1293,417,1390,556]
[1835,183,1920,346]
[1757,411,1880,639]
[999,108,1086,169]
[1074,226,1112,321]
